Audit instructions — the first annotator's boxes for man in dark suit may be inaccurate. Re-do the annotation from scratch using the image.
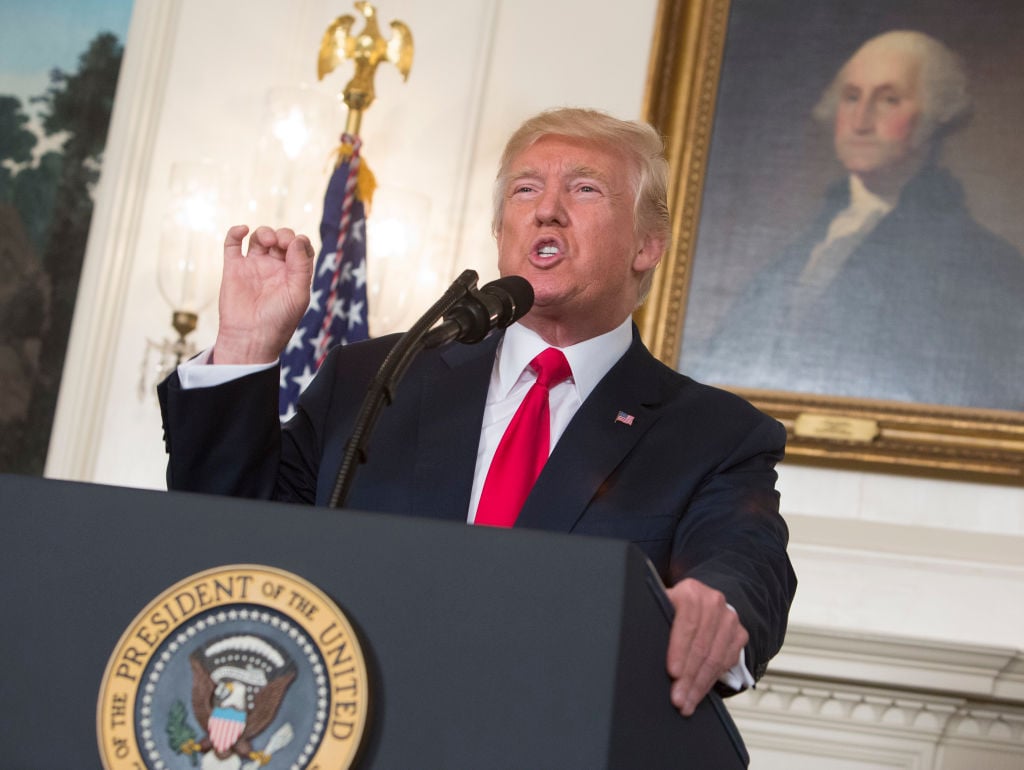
[160,108,796,718]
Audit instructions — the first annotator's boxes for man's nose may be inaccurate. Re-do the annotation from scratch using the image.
[851,98,875,132]
[534,187,568,226]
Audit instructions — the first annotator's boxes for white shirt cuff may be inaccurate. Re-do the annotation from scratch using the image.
[177,348,277,390]
[718,603,756,691]
[719,648,756,691]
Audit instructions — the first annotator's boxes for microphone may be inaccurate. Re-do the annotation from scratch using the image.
[422,276,534,348]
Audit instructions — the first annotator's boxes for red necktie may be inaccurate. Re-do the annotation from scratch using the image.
[475,348,572,527]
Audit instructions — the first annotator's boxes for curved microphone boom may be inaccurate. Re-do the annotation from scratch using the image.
[329,269,479,508]
[422,276,534,348]
[330,272,533,509]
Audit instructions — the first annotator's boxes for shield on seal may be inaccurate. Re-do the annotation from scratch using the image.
[208,706,246,754]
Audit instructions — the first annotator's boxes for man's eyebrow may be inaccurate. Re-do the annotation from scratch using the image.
[508,165,542,181]
[508,165,609,186]
[566,164,608,181]
[842,80,910,94]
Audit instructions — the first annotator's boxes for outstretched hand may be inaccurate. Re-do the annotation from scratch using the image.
[665,578,749,717]
[212,225,316,365]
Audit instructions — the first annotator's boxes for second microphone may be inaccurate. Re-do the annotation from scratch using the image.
[422,276,534,348]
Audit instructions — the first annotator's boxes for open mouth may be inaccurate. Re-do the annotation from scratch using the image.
[531,238,564,262]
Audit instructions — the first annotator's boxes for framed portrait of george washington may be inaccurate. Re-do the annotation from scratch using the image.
[639,0,1024,481]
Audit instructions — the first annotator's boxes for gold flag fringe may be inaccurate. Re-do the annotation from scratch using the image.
[333,141,377,209]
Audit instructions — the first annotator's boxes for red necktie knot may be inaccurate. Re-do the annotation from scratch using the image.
[530,347,572,390]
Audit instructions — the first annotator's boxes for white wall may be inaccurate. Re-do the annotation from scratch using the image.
[45,1,1024,764]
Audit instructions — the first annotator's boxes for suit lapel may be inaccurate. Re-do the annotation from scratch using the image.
[515,332,667,533]
[410,334,500,522]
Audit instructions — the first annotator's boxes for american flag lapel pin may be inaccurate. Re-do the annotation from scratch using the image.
[614,411,635,426]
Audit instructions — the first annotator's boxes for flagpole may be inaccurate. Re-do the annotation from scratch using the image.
[277,3,414,421]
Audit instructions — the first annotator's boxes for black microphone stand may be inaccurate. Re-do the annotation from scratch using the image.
[328,269,480,508]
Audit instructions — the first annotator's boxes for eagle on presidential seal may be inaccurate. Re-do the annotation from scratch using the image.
[178,634,297,769]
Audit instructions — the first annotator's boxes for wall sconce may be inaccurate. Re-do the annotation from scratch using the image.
[138,161,231,398]
[246,85,341,237]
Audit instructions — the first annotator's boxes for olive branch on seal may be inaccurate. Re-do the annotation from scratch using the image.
[166,699,199,767]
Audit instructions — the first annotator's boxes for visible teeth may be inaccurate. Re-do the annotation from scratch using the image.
[538,246,558,256]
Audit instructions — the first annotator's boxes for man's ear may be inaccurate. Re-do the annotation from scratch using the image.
[633,233,666,273]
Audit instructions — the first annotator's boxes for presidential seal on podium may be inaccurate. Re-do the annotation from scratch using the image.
[97,564,370,770]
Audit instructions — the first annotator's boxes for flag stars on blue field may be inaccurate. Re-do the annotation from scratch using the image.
[310,325,329,354]
[285,327,307,354]
[318,251,340,278]
[308,288,323,314]
[351,259,367,289]
[338,260,352,284]
[292,365,317,394]
[347,300,365,331]
[332,300,348,322]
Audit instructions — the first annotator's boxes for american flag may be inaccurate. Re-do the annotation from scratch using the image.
[614,411,635,426]
[278,134,371,421]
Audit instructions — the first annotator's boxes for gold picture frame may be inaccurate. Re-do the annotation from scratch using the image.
[638,0,1024,482]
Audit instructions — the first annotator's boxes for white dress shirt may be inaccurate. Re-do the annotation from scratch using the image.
[797,174,894,295]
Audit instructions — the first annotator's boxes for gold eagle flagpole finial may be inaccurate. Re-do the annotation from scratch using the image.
[318,1,414,137]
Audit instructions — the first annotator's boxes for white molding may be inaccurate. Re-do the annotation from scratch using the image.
[45,1,181,482]
[731,673,1024,768]
[786,513,1024,567]
[943,707,1024,749]
[774,625,1024,701]
[729,627,1024,768]
[736,676,959,737]
[736,723,936,770]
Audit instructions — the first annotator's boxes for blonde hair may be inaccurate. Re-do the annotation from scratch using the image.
[491,107,670,242]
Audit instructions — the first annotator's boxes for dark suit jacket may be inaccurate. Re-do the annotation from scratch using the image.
[159,326,795,681]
